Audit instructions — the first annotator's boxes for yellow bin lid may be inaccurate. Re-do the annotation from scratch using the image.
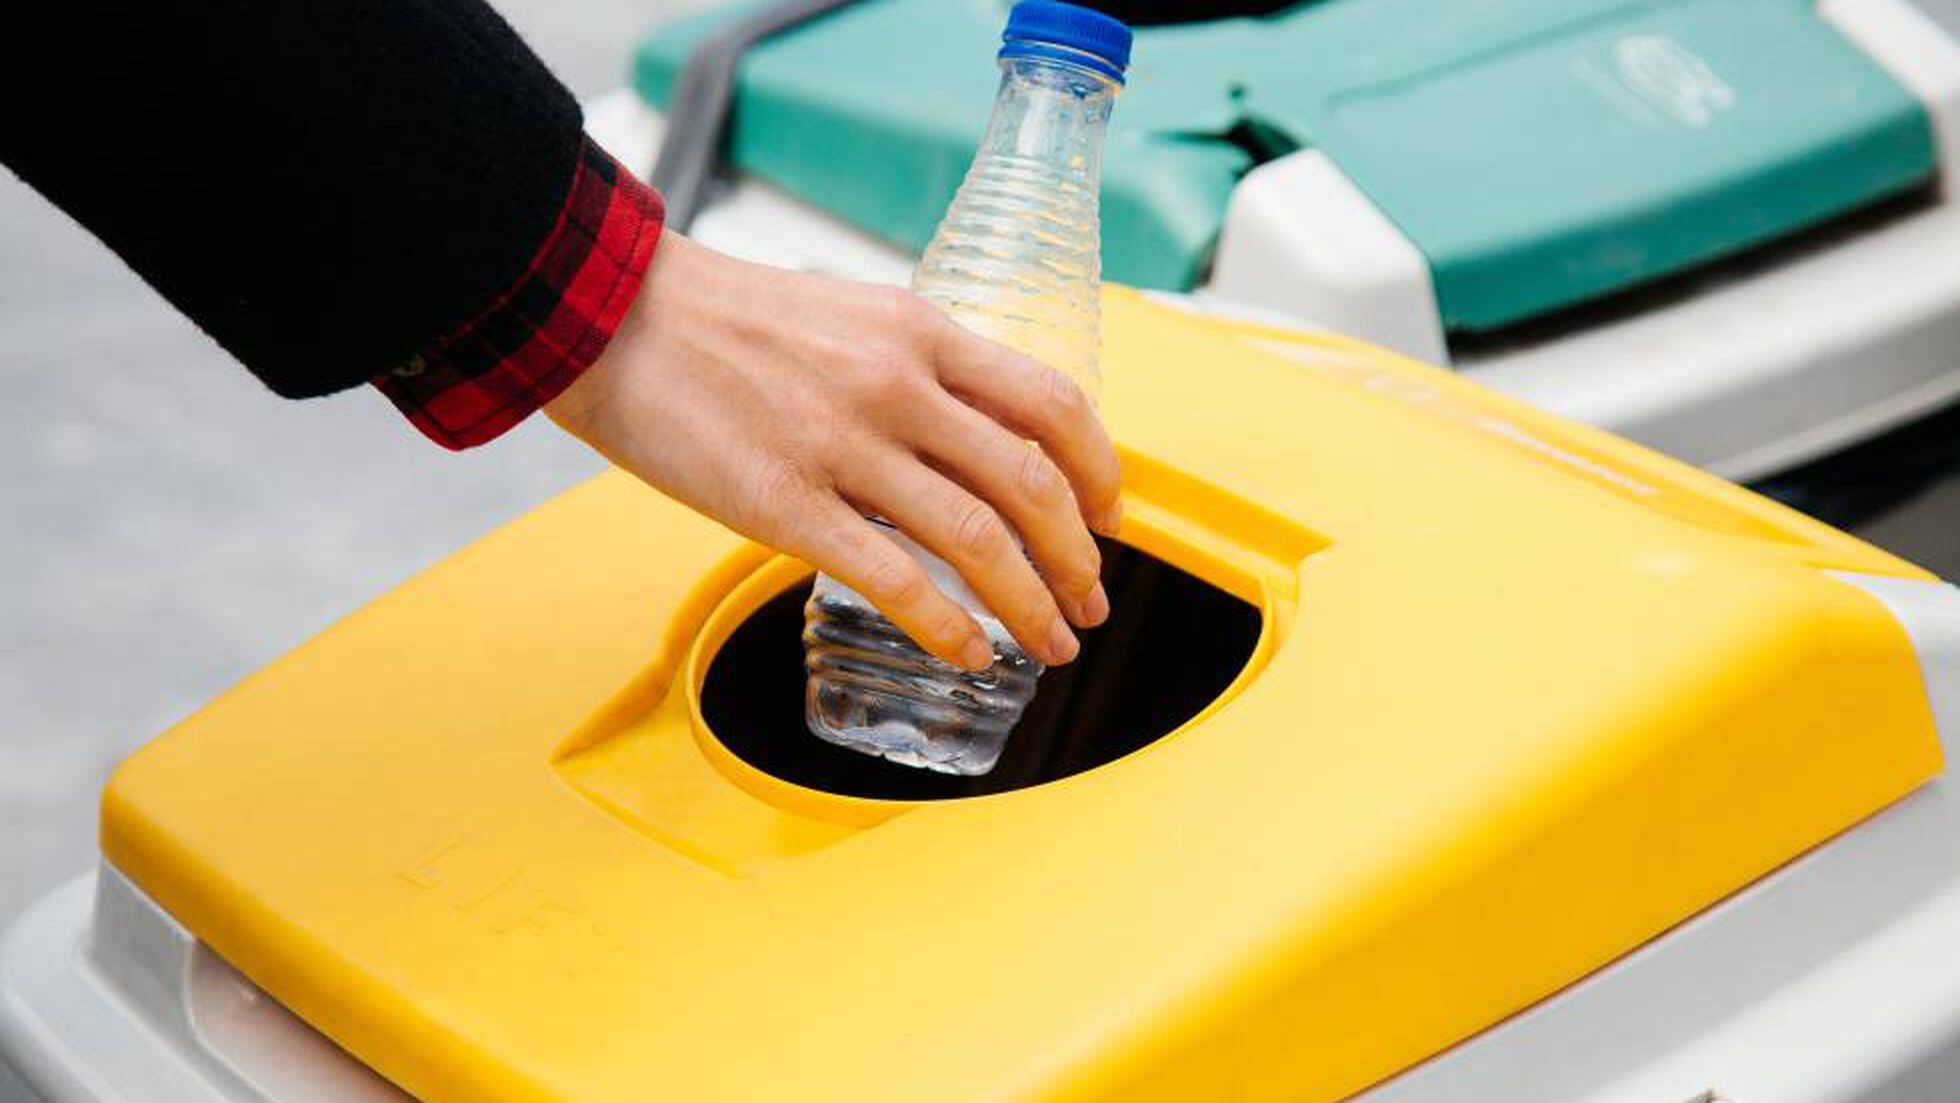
[103,290,1944,1102]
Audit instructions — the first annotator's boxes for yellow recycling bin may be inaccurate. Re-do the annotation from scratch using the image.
[95,289,1946,1103]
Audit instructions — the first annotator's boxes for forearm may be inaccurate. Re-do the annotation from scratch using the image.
[0,0,656,438]
[2,2,1120,662]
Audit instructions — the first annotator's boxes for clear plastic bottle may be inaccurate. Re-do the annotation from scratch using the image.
[802,1,1132,776]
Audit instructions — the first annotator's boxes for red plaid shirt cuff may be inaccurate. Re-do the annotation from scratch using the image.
[373,136,663,450]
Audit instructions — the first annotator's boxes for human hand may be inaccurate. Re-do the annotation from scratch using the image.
[546,232,1122,670]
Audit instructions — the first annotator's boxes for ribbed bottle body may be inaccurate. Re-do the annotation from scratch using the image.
[805,55,1118,776]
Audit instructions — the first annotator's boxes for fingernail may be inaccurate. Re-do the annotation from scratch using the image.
[1095,502,1124,536]
[1047,618,1080,664]
[959,636,995,672]
[1081,583,1110,627]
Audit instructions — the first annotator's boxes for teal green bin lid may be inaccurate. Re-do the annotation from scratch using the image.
[635,0,1936,334]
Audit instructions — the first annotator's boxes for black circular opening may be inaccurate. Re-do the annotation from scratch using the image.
[700,540,1262,800]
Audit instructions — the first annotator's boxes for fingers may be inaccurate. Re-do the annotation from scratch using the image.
[838,450,1081,667]
[931,324,1124,535]
[552,265,1119,672]
[783,494,996,671]
[917,393,1108,629]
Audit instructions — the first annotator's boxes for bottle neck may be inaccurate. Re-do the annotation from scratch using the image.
[979,55,1120,179]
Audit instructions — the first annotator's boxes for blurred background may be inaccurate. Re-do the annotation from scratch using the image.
[3,6,1959,1099]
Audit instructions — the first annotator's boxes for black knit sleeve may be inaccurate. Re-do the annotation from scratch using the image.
[0,0,586,398]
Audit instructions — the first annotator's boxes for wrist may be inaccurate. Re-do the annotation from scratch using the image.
[546,229,705,443]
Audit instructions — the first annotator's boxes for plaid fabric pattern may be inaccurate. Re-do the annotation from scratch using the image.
[374,136,663,449]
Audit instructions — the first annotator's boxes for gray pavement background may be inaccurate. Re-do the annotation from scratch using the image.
[1,1,1957,1098]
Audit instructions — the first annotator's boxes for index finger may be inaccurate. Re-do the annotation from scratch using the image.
[775,495,996,671]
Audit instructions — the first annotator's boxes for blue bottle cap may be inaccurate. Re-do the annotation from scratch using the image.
[999,1,1133,84]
